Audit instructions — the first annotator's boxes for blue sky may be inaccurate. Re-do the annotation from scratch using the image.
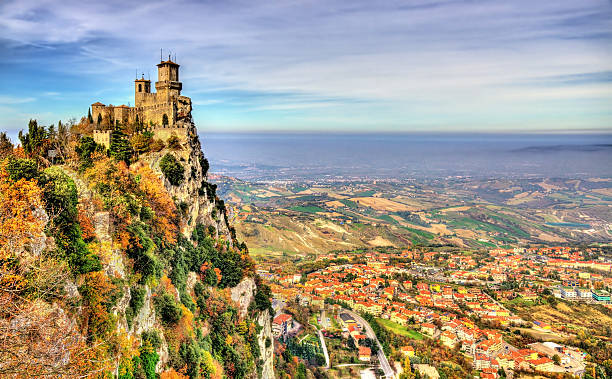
[0,0,611,135]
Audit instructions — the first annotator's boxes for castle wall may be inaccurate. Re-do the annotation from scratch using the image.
[136,102,176,127]
[146,126,188,142]
[114,106,130,125]
[93,130,112,148]
[135,92,157,108]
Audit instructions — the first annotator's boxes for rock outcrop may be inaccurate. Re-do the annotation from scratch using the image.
[257,311,276,379]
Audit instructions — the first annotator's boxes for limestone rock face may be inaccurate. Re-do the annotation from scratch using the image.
[257,311,275,379]
[143,120,232,242]
[111,286,131,336]
[231,277,256,320]
[133,285,156,335]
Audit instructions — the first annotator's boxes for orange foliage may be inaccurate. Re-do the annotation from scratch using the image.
[161,368,189,379]
[160,275,178,297]
[77,207,96,241]
[177,304,195,340]
[135,165,178,244]
[0,161,45,260]
[80,271,117,339]
[214,267,222,283]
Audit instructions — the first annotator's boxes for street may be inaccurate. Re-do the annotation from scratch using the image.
[343,309,395,378]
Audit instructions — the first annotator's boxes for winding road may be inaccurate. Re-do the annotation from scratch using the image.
[310,322,330,369]
[343,309,395,378]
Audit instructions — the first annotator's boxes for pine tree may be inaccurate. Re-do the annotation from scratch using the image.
[109,126,133,165]
[19,119,49,164]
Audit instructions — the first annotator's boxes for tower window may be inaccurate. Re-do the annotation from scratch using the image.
[138,84,142,92]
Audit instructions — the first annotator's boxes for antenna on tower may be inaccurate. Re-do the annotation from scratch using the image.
[160,48,163,62]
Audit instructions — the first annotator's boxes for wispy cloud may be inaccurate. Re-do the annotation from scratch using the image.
[0,0,610,132]
[0,95,36,104]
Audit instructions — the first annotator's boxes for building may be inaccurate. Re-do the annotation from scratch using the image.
[576,288,593,301]
[400,345,415,357]
[559,286,577,299]
[421,323,436,336]
[90,56,193,148]
[272,313,294,337]
[358,346,372,362]
[592,290,611,303]
[532,357,554,372]
[440,331,458,348]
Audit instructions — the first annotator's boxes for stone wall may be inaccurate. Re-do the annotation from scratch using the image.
[93,130,111,148]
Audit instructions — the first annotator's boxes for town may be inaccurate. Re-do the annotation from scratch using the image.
[259,246,612,379]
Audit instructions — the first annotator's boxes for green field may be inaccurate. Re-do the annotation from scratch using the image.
[376,318,424,340]
[290,205,326,213]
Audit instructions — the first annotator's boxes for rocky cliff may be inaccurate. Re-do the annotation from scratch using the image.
[0,117,274,378]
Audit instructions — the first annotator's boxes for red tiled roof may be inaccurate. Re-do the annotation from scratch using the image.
[359,346,371,356]
[273,314,292,324]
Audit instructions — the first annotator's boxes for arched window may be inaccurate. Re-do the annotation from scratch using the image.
[138,84,142,92]
[162,113,169,126]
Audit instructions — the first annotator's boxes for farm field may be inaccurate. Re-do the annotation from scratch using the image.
[212,176,612,257]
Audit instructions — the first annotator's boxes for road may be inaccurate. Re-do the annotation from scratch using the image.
[314,327,331,369]
[343,309,395,378]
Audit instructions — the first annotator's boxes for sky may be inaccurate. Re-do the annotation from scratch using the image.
[0,0,611,135]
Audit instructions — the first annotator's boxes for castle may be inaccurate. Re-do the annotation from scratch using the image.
[91,56,193,147]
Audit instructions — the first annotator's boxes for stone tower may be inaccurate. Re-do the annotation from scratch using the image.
[155,56,182,102]
[134,75,151,107]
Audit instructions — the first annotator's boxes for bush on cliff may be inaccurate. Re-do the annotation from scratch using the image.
[40,166,101,274]
[159,153,184,185]
[154,292,183,325]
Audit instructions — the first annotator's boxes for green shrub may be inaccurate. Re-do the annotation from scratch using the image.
[6,157,38,181]
[159,153,184,185]
[75,136,101,171]
[253,280,273,314]
[199,156,209,176]
[167,135,181,150]
[130,286,146,314]
[125,223,160,283]
[154,292,183,325]
[141,330,162,350]
[139,341,159,379]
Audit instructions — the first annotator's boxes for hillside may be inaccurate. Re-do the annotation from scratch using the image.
[0,117,274,378]
[212,176,612,257]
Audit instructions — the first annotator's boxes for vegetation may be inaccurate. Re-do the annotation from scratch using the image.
[377,318,424,340]
[159,153,184,185]
[0,118,267,377]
